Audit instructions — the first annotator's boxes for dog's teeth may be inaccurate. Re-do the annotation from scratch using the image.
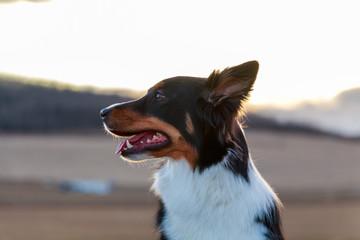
[126,140,133,149]
[147,139,151,143]
[153,135,158,140]
[156,132,162,137]
[140,141,144,144]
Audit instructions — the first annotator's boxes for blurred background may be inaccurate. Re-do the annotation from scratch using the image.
[1,0,359,239]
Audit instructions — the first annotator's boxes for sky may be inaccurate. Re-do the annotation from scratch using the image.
[0,0,359,105]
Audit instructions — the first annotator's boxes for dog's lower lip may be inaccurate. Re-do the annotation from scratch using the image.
[121,141,169,156]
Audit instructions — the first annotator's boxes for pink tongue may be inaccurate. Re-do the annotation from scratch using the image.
[115,131,156,155]
[115,141,126,154]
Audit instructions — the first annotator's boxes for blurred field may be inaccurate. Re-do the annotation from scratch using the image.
[1,131,360,240]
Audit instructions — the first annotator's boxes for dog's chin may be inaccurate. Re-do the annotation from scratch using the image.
[120,152,163,163]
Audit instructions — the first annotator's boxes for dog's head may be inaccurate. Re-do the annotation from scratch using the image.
[101,61,258,170]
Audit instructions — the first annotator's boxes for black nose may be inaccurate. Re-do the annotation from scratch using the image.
[100,108,111,119]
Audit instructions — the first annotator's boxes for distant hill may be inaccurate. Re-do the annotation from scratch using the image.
[0,74,131,133]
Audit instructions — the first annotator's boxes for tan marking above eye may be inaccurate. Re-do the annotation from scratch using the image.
[153,81,164,90]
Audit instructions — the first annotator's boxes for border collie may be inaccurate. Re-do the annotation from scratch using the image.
[100,61,284,240]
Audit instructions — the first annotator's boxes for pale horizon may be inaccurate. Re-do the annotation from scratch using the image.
[0,0,359,105]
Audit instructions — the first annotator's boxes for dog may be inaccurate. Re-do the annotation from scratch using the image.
[100,61,284,240]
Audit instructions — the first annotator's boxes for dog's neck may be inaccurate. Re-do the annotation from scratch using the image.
[152,154,281,240]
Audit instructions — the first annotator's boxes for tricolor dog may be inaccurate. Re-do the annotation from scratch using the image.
[100,61,284,240]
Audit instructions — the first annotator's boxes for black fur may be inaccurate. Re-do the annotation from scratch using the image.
[224,126,250,182]
[255,202,284,240]
[156,200,169,240]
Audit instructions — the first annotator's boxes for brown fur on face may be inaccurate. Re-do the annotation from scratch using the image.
[185,112,194,136]
[105,106,197,168]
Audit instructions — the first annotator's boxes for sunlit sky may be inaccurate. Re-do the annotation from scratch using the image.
[0,0,359,105]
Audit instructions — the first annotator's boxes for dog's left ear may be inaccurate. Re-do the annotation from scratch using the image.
[199,61,259,130]
[204,61,259,109]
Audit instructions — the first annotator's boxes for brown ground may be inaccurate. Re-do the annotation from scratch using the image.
[0,131,360,239]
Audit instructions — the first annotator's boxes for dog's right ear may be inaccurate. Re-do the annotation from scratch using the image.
[199,61,259,130]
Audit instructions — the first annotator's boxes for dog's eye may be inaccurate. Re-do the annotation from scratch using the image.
[155,92,165,100]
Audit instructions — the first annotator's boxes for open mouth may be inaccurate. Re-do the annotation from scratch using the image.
[110,130,169,156]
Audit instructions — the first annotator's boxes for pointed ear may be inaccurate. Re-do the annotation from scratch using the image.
[204,61,259,108]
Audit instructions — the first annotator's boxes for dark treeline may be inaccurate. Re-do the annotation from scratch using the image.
[0,76,331,136]
[245,113,331,136]
[0,78,131,133]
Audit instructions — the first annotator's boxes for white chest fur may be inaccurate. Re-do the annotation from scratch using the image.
[152,156,278,240]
